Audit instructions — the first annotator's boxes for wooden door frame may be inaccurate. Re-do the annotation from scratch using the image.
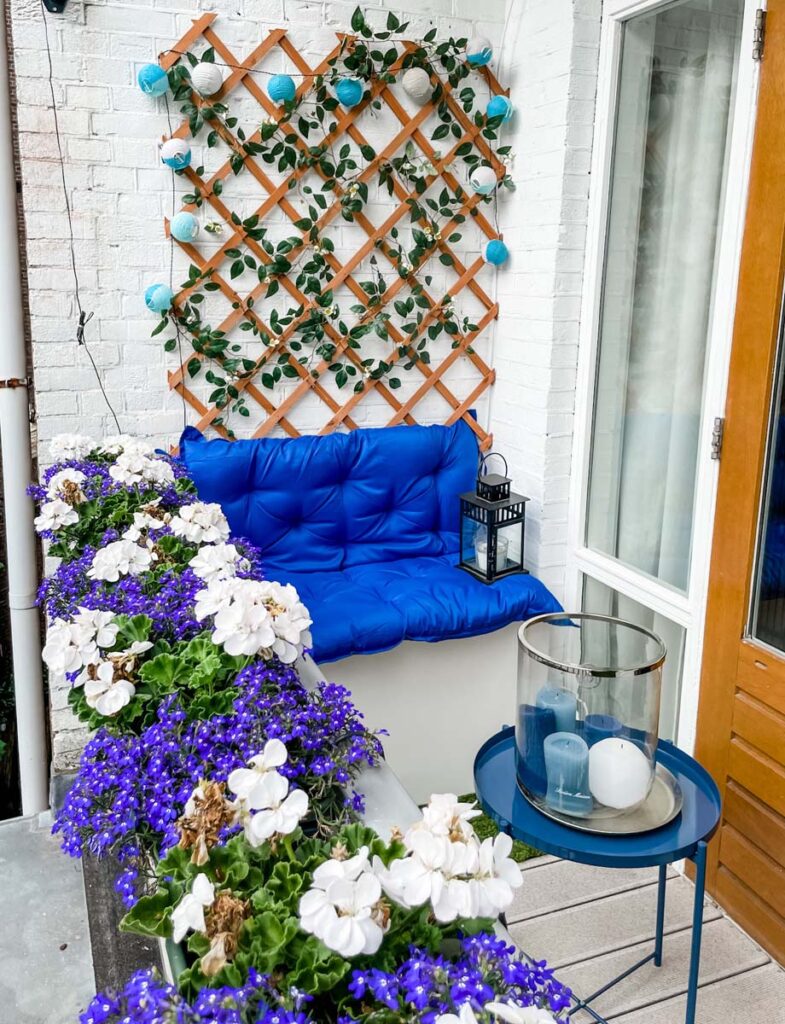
[695,1,785,894]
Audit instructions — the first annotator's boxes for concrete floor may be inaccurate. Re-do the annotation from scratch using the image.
[0,814,95,1024]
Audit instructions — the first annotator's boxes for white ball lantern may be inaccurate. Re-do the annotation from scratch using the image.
[401,67,432,105]
[190,62,224,97]
[469,165,498,195]
[588,738,653,810]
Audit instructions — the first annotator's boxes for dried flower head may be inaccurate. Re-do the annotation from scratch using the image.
[177,780,236,866]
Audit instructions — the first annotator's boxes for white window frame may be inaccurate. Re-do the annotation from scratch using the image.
[566,0,762,751]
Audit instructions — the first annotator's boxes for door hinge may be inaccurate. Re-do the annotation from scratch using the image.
[753,8,766,62]
[711,417,725,460]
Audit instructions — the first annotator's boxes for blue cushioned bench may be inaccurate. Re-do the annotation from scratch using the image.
[179,422,561,663]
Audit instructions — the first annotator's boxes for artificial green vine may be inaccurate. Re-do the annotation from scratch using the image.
[155,7,513,435]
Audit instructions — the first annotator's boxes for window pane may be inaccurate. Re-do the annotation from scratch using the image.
[751,312,785,651]
[582,576,685,740]
[586,0,743,591]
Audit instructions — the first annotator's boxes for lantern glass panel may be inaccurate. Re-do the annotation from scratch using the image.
[516,613,664,828]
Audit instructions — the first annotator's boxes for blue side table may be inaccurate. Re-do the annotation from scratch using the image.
[474,728,721,1024]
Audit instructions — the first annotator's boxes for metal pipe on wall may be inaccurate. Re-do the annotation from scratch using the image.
[0,0,48,815]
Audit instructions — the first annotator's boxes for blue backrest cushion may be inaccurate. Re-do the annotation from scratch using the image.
[179,421,479,572]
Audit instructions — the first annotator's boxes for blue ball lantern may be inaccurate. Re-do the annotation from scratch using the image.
[466,35,493,67]
[137,64,169,97]
[487,95,513,122]
[485,239,509,266]
[160,138,191,171]
[267,73,296,104]
[335,77,364,108]
[144,284,174,313]
[170,212,199,244]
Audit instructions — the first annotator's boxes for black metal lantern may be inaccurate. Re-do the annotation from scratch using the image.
[458,453,529,583]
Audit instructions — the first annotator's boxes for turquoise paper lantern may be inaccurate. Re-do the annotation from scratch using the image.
[487,95,513,122]
[137,64,169,97]
[335,77,364,108]
[144,283,174,313]
[268,73,296,104]
[485,239,509,266]
[160,138,191,171]
[170,212,199,243]
[466,35,493,66]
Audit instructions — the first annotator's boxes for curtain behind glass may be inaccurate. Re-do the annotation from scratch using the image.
[586,0,743,591]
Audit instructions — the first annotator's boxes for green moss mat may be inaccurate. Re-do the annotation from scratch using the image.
[459,793,540,863]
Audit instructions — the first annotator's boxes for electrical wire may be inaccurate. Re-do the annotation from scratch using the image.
[164,94,188,433]
[40,1,121,433]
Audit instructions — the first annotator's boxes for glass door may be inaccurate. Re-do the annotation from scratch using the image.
[571,0,755,743]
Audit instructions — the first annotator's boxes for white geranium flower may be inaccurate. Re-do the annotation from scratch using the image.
[470,833,523,918]
[169,502,230,545]
[34,498,79,533]
[109,452,175,488]
[99,435,153,457]
[299,846,386,957]
[41,609,118,677]
[83,662,136,716]
[486,1002,556,1024]
[189,542,247,582]
[46,468,87,501]
[123,503,170,542]
[171,873,215,944]
[436,1005,481,1024]
[195,578,312,661]
[42,620,87,675]
[227,739,290,809]
[413,792,482,841]
[88,538,156,582]
[49,433,94,462]
[244,787,309,846]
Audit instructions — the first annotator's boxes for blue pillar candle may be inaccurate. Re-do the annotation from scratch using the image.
[516,704,556,798]
[544,732,593,817]
[583,713,623,748]
[536,685,577,733]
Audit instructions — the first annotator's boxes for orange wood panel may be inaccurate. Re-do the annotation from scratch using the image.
[694,2,785,966]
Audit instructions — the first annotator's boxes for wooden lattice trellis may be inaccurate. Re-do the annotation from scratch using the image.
[160,14,510,450]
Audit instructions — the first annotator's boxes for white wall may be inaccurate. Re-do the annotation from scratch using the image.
[10,0,508,464]
[492,0,601,597]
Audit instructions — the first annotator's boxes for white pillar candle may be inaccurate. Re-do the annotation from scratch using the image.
[588,737,652,810]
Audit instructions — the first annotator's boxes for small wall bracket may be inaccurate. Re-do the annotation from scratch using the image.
[0,377,30,389]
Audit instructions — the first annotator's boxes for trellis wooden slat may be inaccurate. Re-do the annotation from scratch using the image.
[160,17,505,450]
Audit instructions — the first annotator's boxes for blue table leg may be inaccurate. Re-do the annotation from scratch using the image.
[654,863,667,967]
[685,841,707,1024]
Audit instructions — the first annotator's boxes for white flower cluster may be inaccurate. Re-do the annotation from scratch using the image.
[169,502,230,545]
[34,498,79,533]
[42,608,119,676]
[188,542,248,583]
[88,538,157,583]
[46,468,87,502]
[98,435,154,457]
[299,846,386,957]
[123,502,171,543]
[109,450,175,488]
[48,433,95,462]
[41,607,151,715]
[227,739,309,846]
[172,872,215,944]
[297,794,523,960]
[437,1003,555,1024]
[376,793,522,923]
[194,578,312,662]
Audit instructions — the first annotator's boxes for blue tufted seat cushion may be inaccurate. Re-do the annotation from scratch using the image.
[179,422,561,662]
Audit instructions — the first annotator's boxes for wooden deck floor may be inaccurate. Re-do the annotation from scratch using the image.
[506,855,785,1023]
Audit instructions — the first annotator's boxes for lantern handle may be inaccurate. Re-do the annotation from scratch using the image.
[478,451,508,478]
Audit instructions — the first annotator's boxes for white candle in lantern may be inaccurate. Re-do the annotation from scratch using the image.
[588,737,652,810]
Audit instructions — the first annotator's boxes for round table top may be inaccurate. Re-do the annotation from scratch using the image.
[474,727,721,868]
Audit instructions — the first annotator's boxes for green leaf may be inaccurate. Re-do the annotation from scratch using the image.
[120,885,178,938]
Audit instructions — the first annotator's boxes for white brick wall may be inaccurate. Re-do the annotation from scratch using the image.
[492,0,601,599]
[10,0,509,464]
